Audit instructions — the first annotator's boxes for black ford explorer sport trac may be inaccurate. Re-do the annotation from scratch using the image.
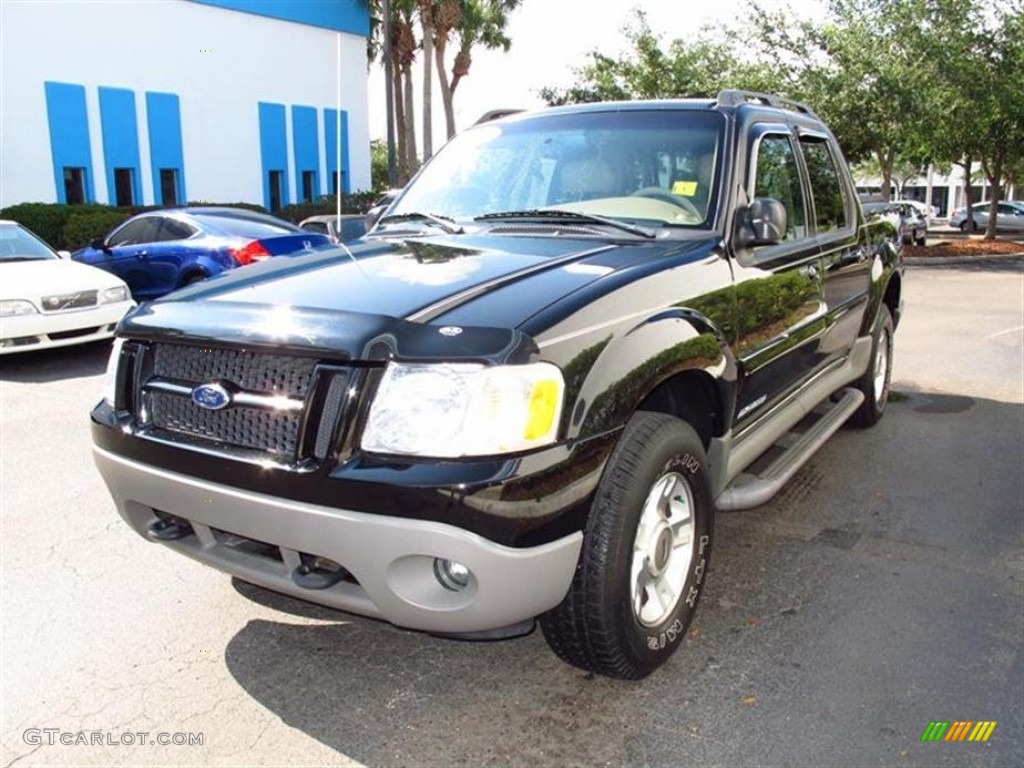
[92,91,903,679]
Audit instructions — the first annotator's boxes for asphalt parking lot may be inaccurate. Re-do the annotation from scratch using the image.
[1,257,1022,767]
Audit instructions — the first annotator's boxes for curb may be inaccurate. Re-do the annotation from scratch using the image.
[903,252,1024,267]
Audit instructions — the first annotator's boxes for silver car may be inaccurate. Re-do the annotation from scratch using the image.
[948,200,1024,232]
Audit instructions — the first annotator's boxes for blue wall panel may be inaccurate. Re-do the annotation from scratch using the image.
[43,82,95,203]
[99,87,142,205]
[323,108,351,195]
[292,105,320,200]
[190,0,369,36]
[258,102,289,209]
[145,92,186,205]
[340,110,350,194]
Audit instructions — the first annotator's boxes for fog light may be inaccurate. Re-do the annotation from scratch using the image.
[433,558,472,591]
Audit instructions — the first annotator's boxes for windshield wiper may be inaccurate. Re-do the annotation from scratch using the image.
[377,212,464,234]
[1,256,51,262]
[475,209,655,239]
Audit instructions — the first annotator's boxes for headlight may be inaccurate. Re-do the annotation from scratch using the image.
[99,285,129,304]
[102,338,126,405]
[0,300,38,317]
[361,361,564,457]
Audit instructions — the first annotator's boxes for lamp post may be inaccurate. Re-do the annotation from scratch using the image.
[383,0,398,187]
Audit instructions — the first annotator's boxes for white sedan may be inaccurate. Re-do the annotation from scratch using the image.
[1,220,135,354]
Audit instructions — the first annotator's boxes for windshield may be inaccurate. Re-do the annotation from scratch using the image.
[391,109,724,229]
[0,225,59,262]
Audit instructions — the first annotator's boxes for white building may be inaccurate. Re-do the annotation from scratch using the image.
[0,0,371,212]
[856,165,1019,219]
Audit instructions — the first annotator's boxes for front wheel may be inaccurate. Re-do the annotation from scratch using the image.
[540,412,713,679]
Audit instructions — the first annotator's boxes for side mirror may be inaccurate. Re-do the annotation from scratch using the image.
[737,197,788,248]
[56,250,71,259]
[89,236,110,252]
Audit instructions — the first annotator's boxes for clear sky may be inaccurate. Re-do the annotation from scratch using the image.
[366,0,826,144]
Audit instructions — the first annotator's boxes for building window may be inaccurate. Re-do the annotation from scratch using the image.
[329,171,347,197]
[64,167,86,205]
[301,171,316,203]
[268,170,284,212]
[160,169,179,206]
[113,168,135,207]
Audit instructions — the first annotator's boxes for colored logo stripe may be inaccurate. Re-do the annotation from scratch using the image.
[944,721,972,741]
[969,721,997,742]
[921,722,949,741]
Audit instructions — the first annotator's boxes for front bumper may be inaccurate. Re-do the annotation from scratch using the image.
[94,446,583,633]
[0,300,133,354]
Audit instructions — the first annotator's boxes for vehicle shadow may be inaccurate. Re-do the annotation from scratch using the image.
[222,392,1024,767]
[0,339,111,383]
[223,583,647,767]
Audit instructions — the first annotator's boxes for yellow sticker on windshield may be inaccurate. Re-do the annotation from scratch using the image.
[672,181,698,196]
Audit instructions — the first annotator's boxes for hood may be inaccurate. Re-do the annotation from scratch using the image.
[1,258,128,300]
[120,233,715,362]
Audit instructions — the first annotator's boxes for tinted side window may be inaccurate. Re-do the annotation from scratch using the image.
[302,222,329,234]
[108,218,160,247]
[159,218,198,241]
[753,134,807,242]
[800,137,848,232]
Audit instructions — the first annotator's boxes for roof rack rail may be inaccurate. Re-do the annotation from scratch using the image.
[716,89,819,119]
[474,108,524,125]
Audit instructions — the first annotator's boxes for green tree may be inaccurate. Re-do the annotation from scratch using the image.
[885,0,1024,237]
[539,11,762,105]
[432,0,522,139]
[370,139,389,191]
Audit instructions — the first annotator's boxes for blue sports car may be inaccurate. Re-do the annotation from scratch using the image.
[72,207,330,301]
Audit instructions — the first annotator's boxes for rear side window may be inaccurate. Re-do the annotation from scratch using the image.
[302,221,329,234]
[159,218,198,241]
[109,218,161,246]
[753,134,807,242]
[195,215,295,239]
[800,136,849,232]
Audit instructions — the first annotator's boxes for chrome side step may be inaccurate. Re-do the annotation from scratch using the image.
[715,387,864,511]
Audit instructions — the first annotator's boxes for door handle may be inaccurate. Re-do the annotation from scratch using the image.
[134,250,149,258]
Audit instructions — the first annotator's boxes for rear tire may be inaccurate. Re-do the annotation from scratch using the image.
[181,272,206,287]
[540,412,713,679]
[850,305,894,428]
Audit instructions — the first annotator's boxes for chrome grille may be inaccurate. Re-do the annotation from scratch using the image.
[41,290,97,312]
[152,343,316,396]
[150,391,301,455]
[143,343,321,458]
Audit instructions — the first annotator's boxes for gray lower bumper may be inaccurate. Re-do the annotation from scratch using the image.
[93,447,582,633]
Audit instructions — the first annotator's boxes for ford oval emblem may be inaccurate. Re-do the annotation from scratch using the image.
[192,383,232,410]
[439,326,463,337]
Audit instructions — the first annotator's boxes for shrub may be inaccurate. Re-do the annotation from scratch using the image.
[0,203,75,248]
[186,200,267,213]
[63,210,132,251]
[275,192,380,224]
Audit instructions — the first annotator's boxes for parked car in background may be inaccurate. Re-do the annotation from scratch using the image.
[299,214,367,244]
[894,202,927,245]
[892,199,939,221]
[1,220,134,354]
[949,200,1024,232]
[72,207,330,301]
